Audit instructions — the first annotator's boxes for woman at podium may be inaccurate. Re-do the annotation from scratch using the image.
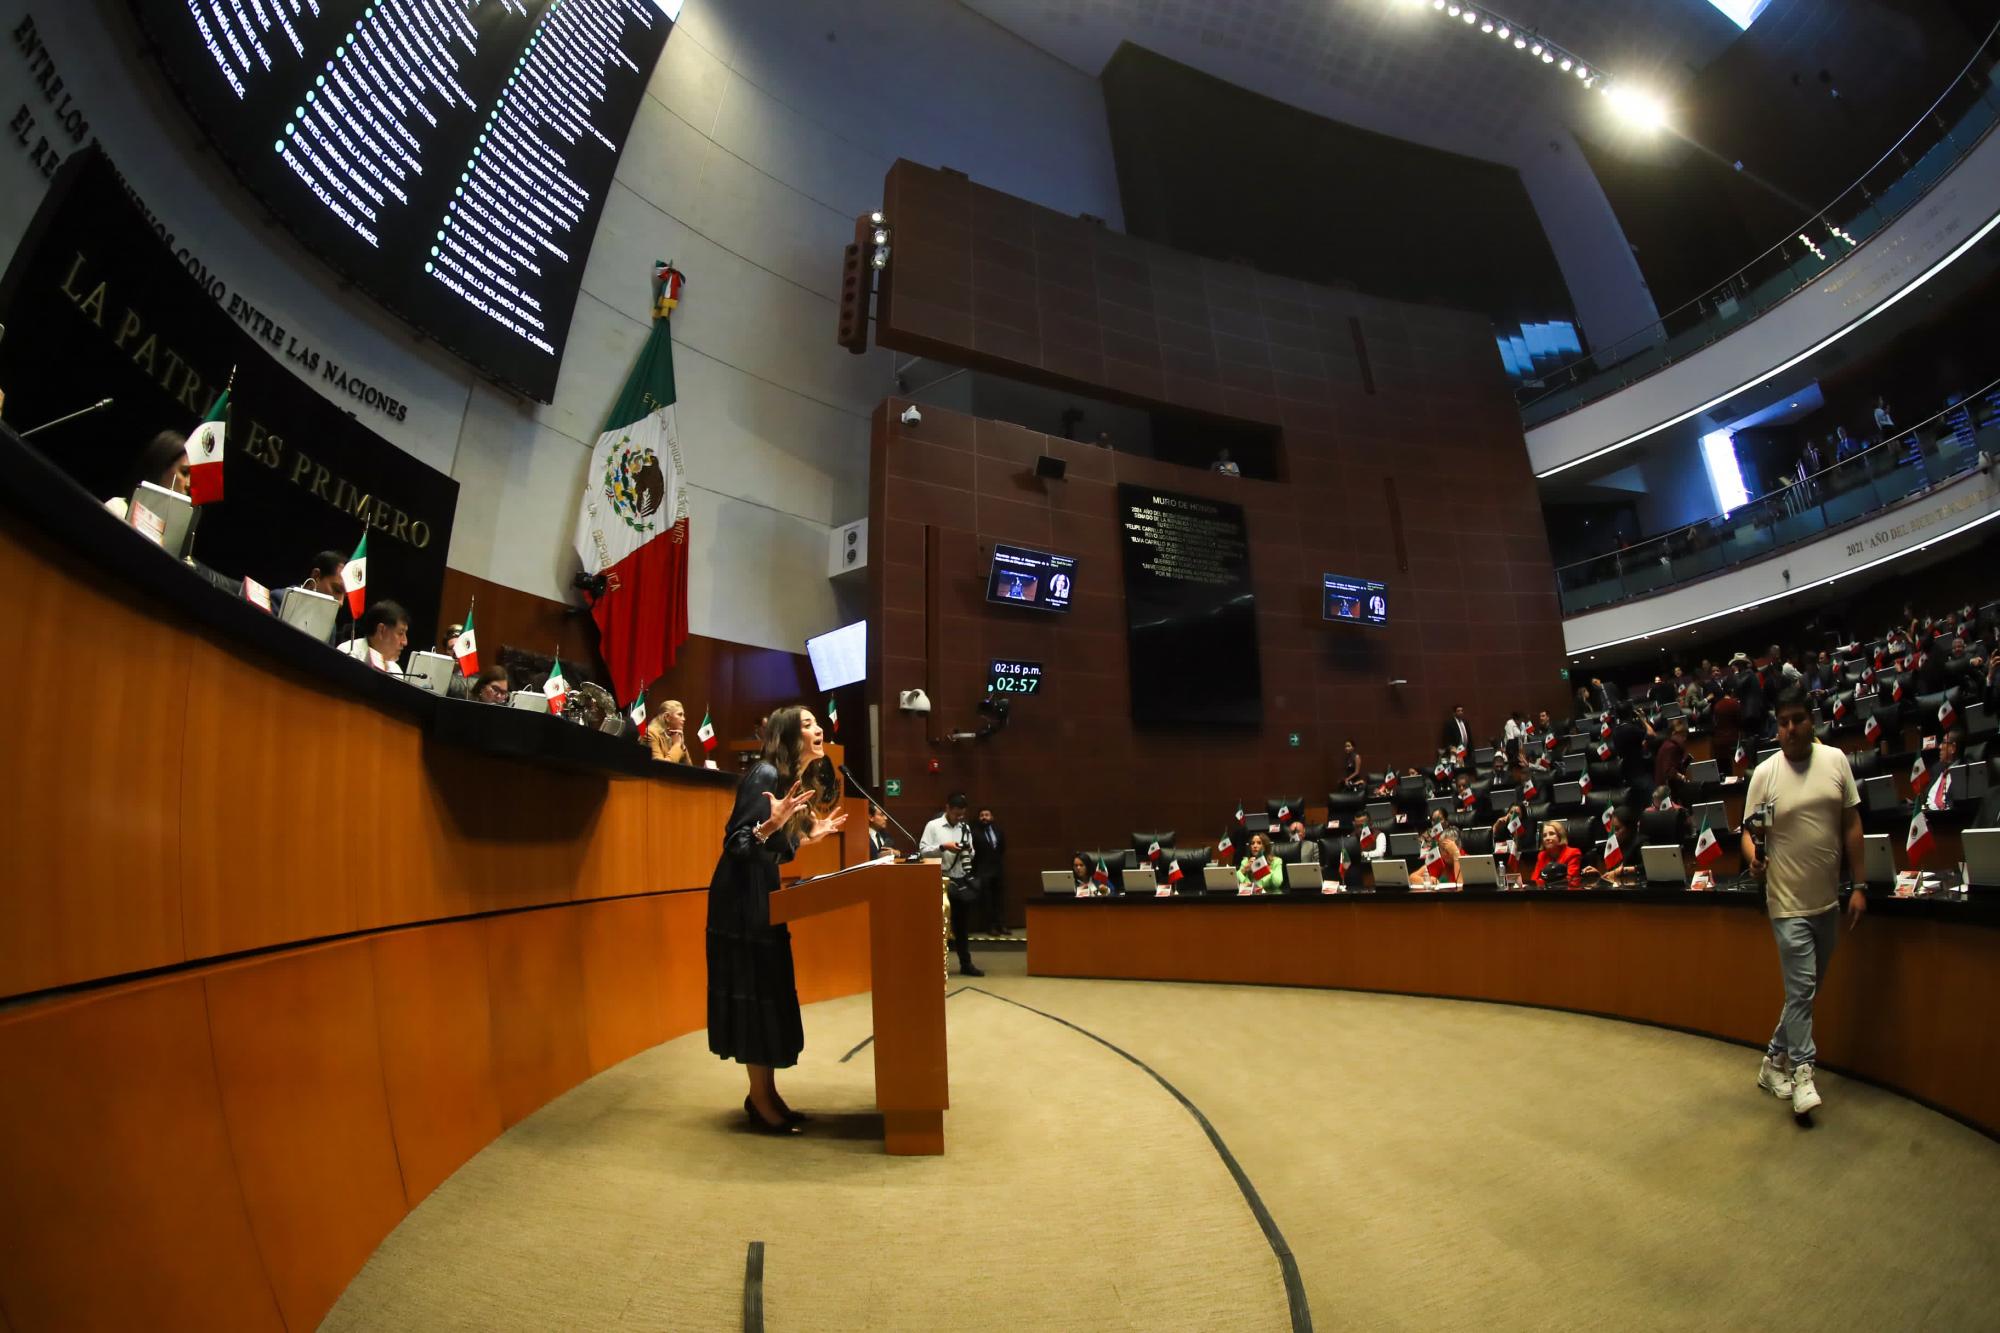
[707,705,847,1134]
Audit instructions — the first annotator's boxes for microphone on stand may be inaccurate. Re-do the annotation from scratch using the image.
[839,763,921,856]
[20,397,114,439]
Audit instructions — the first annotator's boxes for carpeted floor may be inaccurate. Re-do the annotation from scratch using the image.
[326,952,2000,1331]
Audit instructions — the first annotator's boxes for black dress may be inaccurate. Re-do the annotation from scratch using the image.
[706,761,806,1068]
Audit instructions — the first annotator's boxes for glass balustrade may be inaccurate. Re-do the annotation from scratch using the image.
[1554,377,2000,616]
[1519,23,2000,427]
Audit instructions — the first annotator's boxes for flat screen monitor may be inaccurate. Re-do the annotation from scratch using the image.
[1323,574,1388,626]
[126,1,677,403]
[806,621,866,691]
[987,544,1075,612]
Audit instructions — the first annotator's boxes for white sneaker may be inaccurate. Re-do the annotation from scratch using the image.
[1791,1063,1822,1114]
[1758,1056,1794,1099]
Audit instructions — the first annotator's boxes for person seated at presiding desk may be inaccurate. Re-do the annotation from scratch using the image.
[1411,827,1462,885]
[339,600,409,675]
[1584,810,1638,882]
[1283,818,1317,857]
[1235,832,1285,893]
[646,698,693,764]
[470,665,510,704]
[1491,804,1529,871]
[103,430,189,521]
[1531,821,1584,888]
[1351,812,1387,860]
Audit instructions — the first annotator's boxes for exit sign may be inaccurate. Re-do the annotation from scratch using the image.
[1288,732,1301,748]
[884,779,902,797]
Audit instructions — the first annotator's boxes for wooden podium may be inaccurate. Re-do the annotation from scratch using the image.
[768,860,950,1154]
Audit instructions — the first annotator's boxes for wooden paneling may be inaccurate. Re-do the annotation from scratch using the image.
[485,906,593,1126]
[0,978,283,1332]
[656,890,712,1038]
[1027,900,2000,1135]
[369,921,505,1206]
[0,523,190,994]
[203,943,410,1333]
[579,895,670,1072]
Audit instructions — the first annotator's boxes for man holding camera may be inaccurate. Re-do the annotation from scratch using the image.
[919,792,983,977]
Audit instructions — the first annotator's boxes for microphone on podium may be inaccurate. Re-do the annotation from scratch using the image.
[21,397,115,439]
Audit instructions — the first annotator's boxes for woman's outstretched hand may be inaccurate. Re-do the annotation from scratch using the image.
[762,781,814,829]
[804,806,849,846]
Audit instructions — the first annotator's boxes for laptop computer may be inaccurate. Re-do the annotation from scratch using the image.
[1371,859,1412,889]
[509,689,550,713]
[405,650,455,696]
[1202,865,1238,892]
[1041,870,1077,896]
[1690,800,1727,834]
[1389,832,1421,858]
[1122,867,1157,894]
[1458,853,1498,887]
[1861,834,1895,886]
[127,480,195,558]
[1286,861,1324,891]
[1964,829,2000,888]
[1862,774,1900,814]
[276,585,341,642]
[1641,845,1688,886]
[1687,759,1719,786]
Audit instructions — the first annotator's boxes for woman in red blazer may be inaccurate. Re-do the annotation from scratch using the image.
[1531,820,1583,888]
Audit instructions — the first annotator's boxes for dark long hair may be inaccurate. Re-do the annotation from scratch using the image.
[759,705,825,841]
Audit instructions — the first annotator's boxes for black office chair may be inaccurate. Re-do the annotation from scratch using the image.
[1460,826,1494,856]
[1165,847,1211,879]
[1326,790,1366,820]
[1270,840,1305,864]
[1850,749,1881,779]
[1564,816,1599,851]
[1131,830,1176,863]
[1640,809,1687,847]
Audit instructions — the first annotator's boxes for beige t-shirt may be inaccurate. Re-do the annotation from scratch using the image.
[1744,742,1860,918]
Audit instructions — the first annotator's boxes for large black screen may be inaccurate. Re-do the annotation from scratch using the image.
[128,0,676,403]
[1116,484,1260,726]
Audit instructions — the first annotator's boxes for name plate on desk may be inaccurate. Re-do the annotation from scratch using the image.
[1237,885,1258,896]
[241,576,272,612]
[1155,884,1173,898]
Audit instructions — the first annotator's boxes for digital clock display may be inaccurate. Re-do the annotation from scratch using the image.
[988,660,1045,695]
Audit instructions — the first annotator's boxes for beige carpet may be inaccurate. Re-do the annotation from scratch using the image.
[328,954,2000,1331]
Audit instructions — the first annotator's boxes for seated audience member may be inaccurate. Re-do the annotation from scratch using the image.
[1489,748,1514,790]
[471,665,511,704]
[1284,819,1317,859]
[1531,821,1583,888]
[104,430,190,520]
[1070,853,1092,892]
[1452,770,1481,817]
[1491,805,1528,869]
[1236,832,1285,893]
[1352,812,1385,861]
[1413,827,1462,885]
[1341,739,1366,790]
[1373,768,1402,798]
[646,698,693,764]
[1584,810,1637,881]
[1647,784,1679,812]
[1916,730,1963,806]
[340,600,410,675]
[301,550,347,597]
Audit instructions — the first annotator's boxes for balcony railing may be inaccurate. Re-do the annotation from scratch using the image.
[1555,376,2000,616]
[1520,22,2000,428]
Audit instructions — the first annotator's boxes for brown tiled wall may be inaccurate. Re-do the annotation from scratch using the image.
[868,162,1566,921]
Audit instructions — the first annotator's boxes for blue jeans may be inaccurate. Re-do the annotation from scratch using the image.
[1767,910,1839,1069]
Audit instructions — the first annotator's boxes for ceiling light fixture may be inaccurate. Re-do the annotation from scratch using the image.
[1496,24,1509,38]
[1462,8,1478,22]
[1559,57,1573,71]
[1481,18,1494,32]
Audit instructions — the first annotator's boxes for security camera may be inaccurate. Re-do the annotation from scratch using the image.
[900,405,922,426]
[898,688,931,714]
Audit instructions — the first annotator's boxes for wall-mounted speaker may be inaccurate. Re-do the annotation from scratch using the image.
[1034,454,1067,480]
[827,518,868,578]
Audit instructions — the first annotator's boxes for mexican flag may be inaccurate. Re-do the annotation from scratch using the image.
[1693,816,1722,866]
[628,691,647,730]
[1091,858,1111,893]
[545,657,569,714]
[1338,846,1352,881]
[572,264,692,704]
[1522,777,1539,802]
[1579,771,1593,797]
[187,384,228,506]
[1460,788,1477,809]
[697,708,718,752]
[1216,831,1235,862]
[1421,840,1443,872]
[1939,699,1957,731]
[1911,754,1928,787]
[340,533,369,618]
[1831,693,1847,721]
[1734,742,1750,774]
[1166,858,1185,887]
[827,695,840,734]
[1147,840,1163,864]
[1864,714,1882,744]
[1276,804,1290,824]
[450,605,479,676]
[1906,808,1934,865]
[1234,802,1245,823]
[1601,836,1623,871]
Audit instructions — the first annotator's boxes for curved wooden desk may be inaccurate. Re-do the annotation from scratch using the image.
[0,427,882,1331]
[1028,893,2000,1138]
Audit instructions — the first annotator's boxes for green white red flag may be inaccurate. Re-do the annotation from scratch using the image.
[697,708,718,751]
[187,385,228,506]
[545,657,569,714]
[340,533,369,618]
[450,605,479,676]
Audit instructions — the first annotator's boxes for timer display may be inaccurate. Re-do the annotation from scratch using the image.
[988,660,1045,695]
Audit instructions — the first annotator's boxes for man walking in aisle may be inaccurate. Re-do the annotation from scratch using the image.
[1743,687,1867,1115]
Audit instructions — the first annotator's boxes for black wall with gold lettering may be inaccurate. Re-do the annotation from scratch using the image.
[0,148,456,639]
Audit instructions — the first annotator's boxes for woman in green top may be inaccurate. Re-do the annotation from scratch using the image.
[1236,832,1286,893]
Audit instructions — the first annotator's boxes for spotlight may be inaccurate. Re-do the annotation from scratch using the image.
[1496,24,1508,37]
[1514,34,1526,48]
[1481,18,1493,32]
[1576,65,1589,79]
[872,227,889,245]
[869,210,884,225]
[1462,8,1477,21]
[870,245,890,269]
[1541,50,1555,62]
[1432,0,1445,9]
[1447,4,1460,15]
[1559,57,1572,70]
[1604,84,1667,129]
[1530,41,1542,55]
